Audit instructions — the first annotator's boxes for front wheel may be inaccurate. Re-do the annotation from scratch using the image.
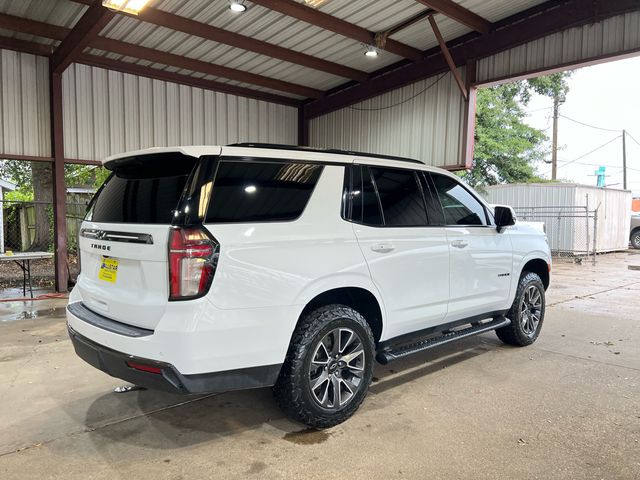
[273,305,375,428]
[496,271,546,346]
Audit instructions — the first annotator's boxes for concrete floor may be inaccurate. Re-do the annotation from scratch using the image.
[1,253,639,479]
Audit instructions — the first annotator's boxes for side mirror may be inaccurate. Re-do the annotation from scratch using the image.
[494,205,516,232]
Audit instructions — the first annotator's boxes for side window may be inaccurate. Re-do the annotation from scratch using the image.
[344,165,384,226]
[430,173,487,226]
[362,167,384,226]
[369,167,428,227]
[205,160,323,223]
[417,171,446,226]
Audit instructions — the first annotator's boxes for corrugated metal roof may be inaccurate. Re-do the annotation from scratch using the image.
[0,0,562,98]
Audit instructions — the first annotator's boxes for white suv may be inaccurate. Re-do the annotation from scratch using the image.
[67,144,551,427]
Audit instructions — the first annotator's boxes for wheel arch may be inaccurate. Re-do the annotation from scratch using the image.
[297,287,385,344]
[522,257,550,290]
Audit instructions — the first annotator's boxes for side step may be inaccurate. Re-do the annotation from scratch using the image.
[376,316,511,365]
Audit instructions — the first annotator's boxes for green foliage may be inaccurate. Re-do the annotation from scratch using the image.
[463,72,571,188]
[0,160,109,200]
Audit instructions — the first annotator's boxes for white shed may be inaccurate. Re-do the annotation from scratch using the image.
[0,178,17,253]
[484,183,632,254]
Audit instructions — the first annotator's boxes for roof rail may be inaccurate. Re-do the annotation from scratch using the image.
[226,143,425,165]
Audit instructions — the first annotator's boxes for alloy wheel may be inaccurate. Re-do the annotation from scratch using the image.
[520,285,543,337]
[308,328,365,409]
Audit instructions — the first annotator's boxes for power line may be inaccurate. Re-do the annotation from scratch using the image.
[558,114,622,133]
[348,73,447,112]
[557,135,622,169]
[525,106,553,114]
[626,130,640,148]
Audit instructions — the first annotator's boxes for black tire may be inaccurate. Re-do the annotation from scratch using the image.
[631,230,640,249]
[273,304,375,428]
[496,271,545,346]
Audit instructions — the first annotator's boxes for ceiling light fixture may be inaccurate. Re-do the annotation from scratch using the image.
[364,45,379,58]
[229,1,247,13]
[304,0,328,7]
[102,0,151,15]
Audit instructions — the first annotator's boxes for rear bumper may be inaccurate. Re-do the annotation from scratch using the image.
[67,324,281,394]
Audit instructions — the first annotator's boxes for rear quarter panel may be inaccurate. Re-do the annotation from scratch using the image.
[203,165,378,313]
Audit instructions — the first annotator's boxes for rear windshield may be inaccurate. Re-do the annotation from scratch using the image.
[86,153,198,224]
[205,159,323,223]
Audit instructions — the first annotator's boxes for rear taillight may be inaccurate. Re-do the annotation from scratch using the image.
[168,226,219,300]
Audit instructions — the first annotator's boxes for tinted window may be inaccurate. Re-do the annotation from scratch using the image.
[87,154,198,224]
[430,173,487,226]
[205,160,322,223]
[370,167,428,226]
[417,171,446,225]
[362,167,383,226]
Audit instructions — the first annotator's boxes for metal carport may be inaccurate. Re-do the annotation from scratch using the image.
[0,0,638,291]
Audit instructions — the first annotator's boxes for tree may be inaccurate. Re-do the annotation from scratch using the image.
[463,72,571,188]
[0,160,109,250]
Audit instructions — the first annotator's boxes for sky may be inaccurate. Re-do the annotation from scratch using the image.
[523,55,640,196]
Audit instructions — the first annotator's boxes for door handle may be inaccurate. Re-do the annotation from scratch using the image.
[371,243,395,253]
[451,239,469,249]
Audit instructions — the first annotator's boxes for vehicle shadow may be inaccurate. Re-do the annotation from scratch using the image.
[83,334,502,450]
[84,386,295,450]
[369,334,501,395]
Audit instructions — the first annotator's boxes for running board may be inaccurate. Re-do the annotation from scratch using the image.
[376,316,511,365]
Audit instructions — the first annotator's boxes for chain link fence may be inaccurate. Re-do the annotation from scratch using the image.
[514,205,599,265]
[1,199,90,292]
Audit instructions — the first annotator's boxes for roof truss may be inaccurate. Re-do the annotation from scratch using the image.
[51,1,114,74]
[415,0,491,34]
[71,0,367,82]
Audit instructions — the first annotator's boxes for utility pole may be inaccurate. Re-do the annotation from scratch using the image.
[551,95,560,180]
[622,129,627,190]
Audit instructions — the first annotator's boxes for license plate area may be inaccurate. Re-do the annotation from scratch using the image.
[98,256,119,283]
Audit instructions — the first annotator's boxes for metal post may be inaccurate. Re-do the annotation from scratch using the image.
[551,95,559,180]
[297,105,309,146]
[592,207,598,266]
[50,71,68,292]
[585,194,590,260]
[622,129,627,190]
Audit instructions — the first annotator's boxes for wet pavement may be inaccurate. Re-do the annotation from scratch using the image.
[0,252,639,479]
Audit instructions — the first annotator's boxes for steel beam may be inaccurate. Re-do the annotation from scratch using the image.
[77,53,302,107]
[297,105,309,146]
[249,0,424,62]
[428,15,466,100]
[461,60,477,170]
[71,0,367,82]
[0,28,301,106]
[90,37,322,98]
[50,71,68,292]
[51,1,114,74]
[305,0,640,118]
[415,0,491,34]
[0,36,53,56]
[0,13,317,99]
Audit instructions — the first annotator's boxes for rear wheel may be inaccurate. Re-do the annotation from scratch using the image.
[631,230,640,249]
[496,271,545,346]
[273,305,375,428]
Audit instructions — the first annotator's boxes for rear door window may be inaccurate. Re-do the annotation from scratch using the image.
[369,167,428,227]
[87,153,198,224]
[205,160,323,223]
